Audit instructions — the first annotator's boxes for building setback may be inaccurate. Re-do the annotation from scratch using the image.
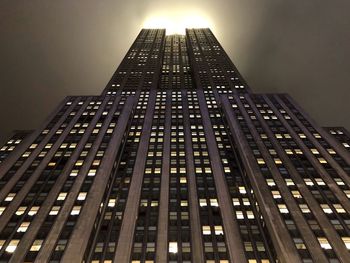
[0,28,350,263]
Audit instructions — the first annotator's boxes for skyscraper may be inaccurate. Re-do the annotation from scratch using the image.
[0,28,350,263]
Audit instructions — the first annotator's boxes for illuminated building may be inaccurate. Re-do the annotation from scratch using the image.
[0,28,350,263]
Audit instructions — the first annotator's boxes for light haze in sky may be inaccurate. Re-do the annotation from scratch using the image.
[0,0,349,143]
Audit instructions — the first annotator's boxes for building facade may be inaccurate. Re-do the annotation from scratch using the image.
[0,28,350,263]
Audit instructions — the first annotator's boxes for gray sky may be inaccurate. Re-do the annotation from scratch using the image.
[0,1,349,144]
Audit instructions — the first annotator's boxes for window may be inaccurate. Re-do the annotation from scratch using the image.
[272,191,281,199]
[5,193,16,202]
[214,226,223,235]
[210,199,219,207]
[28,206,39,216]
[236,211,244,219]
[257,158,265,165]
[294,238,307,249]
[299,204,310,213]
[57,192,67,200]
[203,226,211,235]
[334,204,346,213]
[88,169,97,176]
[30,240,43,251]
[342,237,350,249]
[6,240,19,253]
[17,222,30,232]
[71,206,81,215]
[169,242,178,253]
[321,204,332,214]
[318,158,327,164]
[49,206,60,215]
[70,170,79,177]
[200,199,207,207]
[77,192,87,201]
[318,237,331,249]
[180,200,188,207]
[278,204,289,213]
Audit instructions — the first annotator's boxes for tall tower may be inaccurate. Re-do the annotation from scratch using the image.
[0,28,350,263]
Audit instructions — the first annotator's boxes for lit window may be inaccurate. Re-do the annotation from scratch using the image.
[151,201,158,207]
[75,160,84,166]
[5,193,16,202]
[239,186,246,194]
[15,206,27,216]
[299,133,306,139]
[202,226,211,235]
[246,211,255,219]
[236,211,244,219]
[88,169,97,176]
[274,158,282,164]
[49,206,60,215]
[266,179,276,186]
[70,170,79,177]
[272,191,281,199]
[292,191,302,198]
[318,237,332,249]
[199,199,207,207]
[180,177,187,183]
[299,204,310,213]
[140,200,148,207]
[344,190,350,198]
[318,158,327,164]
[57,192,67,201]
[0,240,4,250]
[311,148,319,154]
[224,167,231,173]
[169,242,178,253]
[313,133,321,138]
[6,240,19,253]
[304,179,314,186]
[334,204,346,213]
[17,222,30,232]
[22,151,31,157]
[71,206,81,215]
[257,158,265,165]
[210,199,219,207]
[78,192,87,201]
[214,226,224,235]
[108,198,116,207]
[342,237,350,249]
[294,238,307,249]
[295,149,303,154]
[30,240,43,251]
[92,160,100,166]
[321,204,332,214]
[275,133,282,139]
[278,204,289,213]
[232,198,240,206]
[243,198,250,206]
[335,178,345,186]
[285,149,293,155]
[0,207,5,215]
[181,200,188,207]
[285,179,295,186]
[28,206,39,216]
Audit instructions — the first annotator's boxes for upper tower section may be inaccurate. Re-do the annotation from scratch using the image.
[186,28,251,94]
[160,35,194,90]
[102,28,251,94]
[102,29,166,95]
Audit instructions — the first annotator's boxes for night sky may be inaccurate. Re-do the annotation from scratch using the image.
[1,1,349,144]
